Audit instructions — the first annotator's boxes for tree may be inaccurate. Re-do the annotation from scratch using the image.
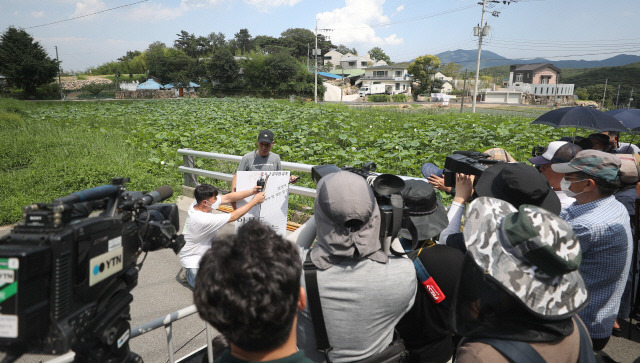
[408,54,441,99]
[0,26,59,95]
[263,53,299,88]
[234,28,252,53]
[336,44,357,55]
[206,48,238,85]
[253,35,286,54]
[280,28,315,59]
[440,62,462,78]
[207,32,227,55]
[174,30,197,57]
[368,47,390,63]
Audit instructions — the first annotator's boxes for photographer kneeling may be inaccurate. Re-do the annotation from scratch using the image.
[289,171,416,362]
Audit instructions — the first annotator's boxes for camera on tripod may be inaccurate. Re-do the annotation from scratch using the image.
[311,162,418,255]
[0,177,184,362]
[443,151,502,188]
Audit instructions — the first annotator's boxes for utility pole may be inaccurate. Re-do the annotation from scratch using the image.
[601,78,608,109]
[629,89,634,109]
[460,69,468,113]
[307,43,310,72]
[616,84,620,108]
[313,20,332,103]
[55,46,63,100]
[554,72,559,105]
[472,0,501,113]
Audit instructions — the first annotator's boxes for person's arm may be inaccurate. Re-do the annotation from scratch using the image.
[220,186,261,204]
[439,174,474,244]
[228,192,265,222]
[286,216,316,249]
[427,175,452,194]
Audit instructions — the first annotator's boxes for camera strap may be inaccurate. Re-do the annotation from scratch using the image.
[303,251,334,362]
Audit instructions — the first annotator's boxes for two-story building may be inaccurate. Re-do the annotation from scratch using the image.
[340,53,373,70]
[483,63,574,105]
[357,61,413,95]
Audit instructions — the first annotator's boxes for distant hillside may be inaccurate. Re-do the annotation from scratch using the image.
[562,62,640,86]
[433,49,640,70]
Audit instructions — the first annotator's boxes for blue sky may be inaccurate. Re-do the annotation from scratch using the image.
[1,0,639,72]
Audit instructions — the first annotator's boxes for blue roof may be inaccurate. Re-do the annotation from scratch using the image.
[137,79,162,90]
[317,72,342,79]
[163,82,199,89]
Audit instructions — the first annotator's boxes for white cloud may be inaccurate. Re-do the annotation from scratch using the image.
[31,11,45,18]
[127,3,185,21]
[396,4,404,12]
[243,0,302,12]
[71,0,106,18]
[316,0,403,47]
[384,34,403,45]
[180,0,224,9]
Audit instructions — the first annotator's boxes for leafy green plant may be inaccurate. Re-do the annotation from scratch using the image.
[1,97,569,225]
[392,94,407,102]
[369,94,390,102]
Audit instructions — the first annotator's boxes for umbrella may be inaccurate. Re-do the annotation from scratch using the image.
[606,109,640,153]
[606,109,640,132]
[531,106,628,133]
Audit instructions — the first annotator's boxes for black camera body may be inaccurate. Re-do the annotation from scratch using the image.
[0,178,184,362]
[443,151,501,188]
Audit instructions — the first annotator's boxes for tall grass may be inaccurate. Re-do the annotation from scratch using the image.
[0,99,180,225]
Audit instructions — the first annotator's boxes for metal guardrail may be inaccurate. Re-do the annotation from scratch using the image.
[46,305,211,363]
[177,149,318,198]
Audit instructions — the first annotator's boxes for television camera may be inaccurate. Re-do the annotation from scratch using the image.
[0,177,184,362]
[443,151,502,188]
[311,162,418,255]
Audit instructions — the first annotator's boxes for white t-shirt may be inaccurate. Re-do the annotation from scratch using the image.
[555,190,576,210]
[178,201,231,268]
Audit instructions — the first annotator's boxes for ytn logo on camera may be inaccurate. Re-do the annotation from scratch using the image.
[89,246,124,287]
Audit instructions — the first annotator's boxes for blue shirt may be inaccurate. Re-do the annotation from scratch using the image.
[560,195,632,339]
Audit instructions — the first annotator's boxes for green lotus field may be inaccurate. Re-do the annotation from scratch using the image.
[1,97,567,224]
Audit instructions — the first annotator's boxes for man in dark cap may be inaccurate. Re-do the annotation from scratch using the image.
[231,129,297,208]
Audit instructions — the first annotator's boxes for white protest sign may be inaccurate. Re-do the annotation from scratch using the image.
[235,171,289,237]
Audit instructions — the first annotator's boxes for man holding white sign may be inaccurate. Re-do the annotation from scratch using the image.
[178,184,265,288]
[231,129,298,209]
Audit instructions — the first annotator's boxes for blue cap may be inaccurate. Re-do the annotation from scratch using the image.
[421,163,444,179]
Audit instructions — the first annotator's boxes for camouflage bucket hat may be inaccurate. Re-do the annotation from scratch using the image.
[463,196,588,319]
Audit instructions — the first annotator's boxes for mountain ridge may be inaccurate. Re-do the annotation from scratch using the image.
[405,49,640,69]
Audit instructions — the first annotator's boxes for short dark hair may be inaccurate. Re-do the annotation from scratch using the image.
[571,171,620,196]
[193,221,301,352]
[194,184,219,204]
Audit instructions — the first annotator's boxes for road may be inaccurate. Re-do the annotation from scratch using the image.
[323,83,359,102]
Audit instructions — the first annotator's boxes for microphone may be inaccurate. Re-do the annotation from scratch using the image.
[54,185,120,204]
[130,186,173,208]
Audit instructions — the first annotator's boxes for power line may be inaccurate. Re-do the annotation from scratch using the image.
[26,0,149,29]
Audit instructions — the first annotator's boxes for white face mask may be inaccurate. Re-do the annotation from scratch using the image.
[206,197,222,211]
[560,178,587,198]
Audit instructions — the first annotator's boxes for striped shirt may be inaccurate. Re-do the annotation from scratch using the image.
[560,195,632,339]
